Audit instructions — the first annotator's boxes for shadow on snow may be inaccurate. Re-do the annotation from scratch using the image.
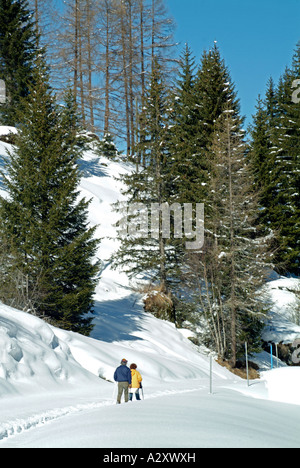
[91,294,145,343]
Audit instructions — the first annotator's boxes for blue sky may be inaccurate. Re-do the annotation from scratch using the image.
[166,0,300,127]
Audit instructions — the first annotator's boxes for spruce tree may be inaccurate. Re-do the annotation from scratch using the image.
[184,110,271,365]
[113,58,176,298]
[265,77,278,123]
[168,44,207,204]
[248,96,275,219]
[0,62,99,335]
[168,43,242,209]
[0,0,40,125]
[211,111,270,365]
[195,43,241,151]
[250,50,300,274]
[177,44,271,364]
[273,60,300,274]
[97,133,120,160]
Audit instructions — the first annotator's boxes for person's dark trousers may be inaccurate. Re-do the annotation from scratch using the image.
[129,390,141,401]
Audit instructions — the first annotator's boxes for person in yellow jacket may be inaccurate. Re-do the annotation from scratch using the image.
[129,363,143,401]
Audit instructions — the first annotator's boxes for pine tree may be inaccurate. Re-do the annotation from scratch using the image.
[250,49,300,274]
[0,0,40,125]
[184,110,271,365]
[211,111,270,366]
[248,96,275,219]
[195,43,241,151]
[97,133,120,160]
[0,62,99,335]
[174,42,243,220]
[113,58,175,298]
[168,44,207,204]
[273,59,300,274]
[265,77,278,123]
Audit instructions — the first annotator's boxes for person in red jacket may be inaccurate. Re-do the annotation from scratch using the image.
[129,363,143,401]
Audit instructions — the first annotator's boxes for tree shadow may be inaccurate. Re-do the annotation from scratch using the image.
[77,157,110,178]
[0,150,9,189]
[90,294,146,343]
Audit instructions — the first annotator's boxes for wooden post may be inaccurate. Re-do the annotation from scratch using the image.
[270,343,273,370]
[209,355,213,394]
[245,342,249,387]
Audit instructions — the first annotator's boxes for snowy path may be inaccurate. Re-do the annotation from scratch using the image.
[0,382,207,446]
[0,398,114,442]
[1,381,300,448]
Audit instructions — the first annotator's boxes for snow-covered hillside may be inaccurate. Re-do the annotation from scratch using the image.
[0,128,300,448]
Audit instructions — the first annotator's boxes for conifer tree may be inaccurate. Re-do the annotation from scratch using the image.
[184,111,271,365]
[248,97,275,218]
[0,61,99,335]
[168,43,242,217]
[97,133,120,160]
[250,48,300,274]
[168,44,207,204]
[195,43,241,151]
[113,58,175,297]
[273,60,300,273]
[168,43,241,207]
[0,0,40,125]
[175,43,272,364]
[211,112,270,366]
[265,77,278,123]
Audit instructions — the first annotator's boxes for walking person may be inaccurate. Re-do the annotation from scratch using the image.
[129,363,143,401]
[114,359,132,404]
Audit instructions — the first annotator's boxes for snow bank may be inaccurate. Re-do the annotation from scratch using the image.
[0,296,227,399]
[262,276,300,344]
[0,126,18,136]
[263,368,300,406]
[0,303,100,397]
[264,276,299,320]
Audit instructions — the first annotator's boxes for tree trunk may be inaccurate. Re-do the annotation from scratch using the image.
[120,2,131,155]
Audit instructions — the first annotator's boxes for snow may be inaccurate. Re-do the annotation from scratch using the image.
[261,276,300,344]
[0,126,17,136]
[0,129,300,448]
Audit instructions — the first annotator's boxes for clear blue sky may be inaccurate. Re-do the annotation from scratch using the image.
[166,0,300,127]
